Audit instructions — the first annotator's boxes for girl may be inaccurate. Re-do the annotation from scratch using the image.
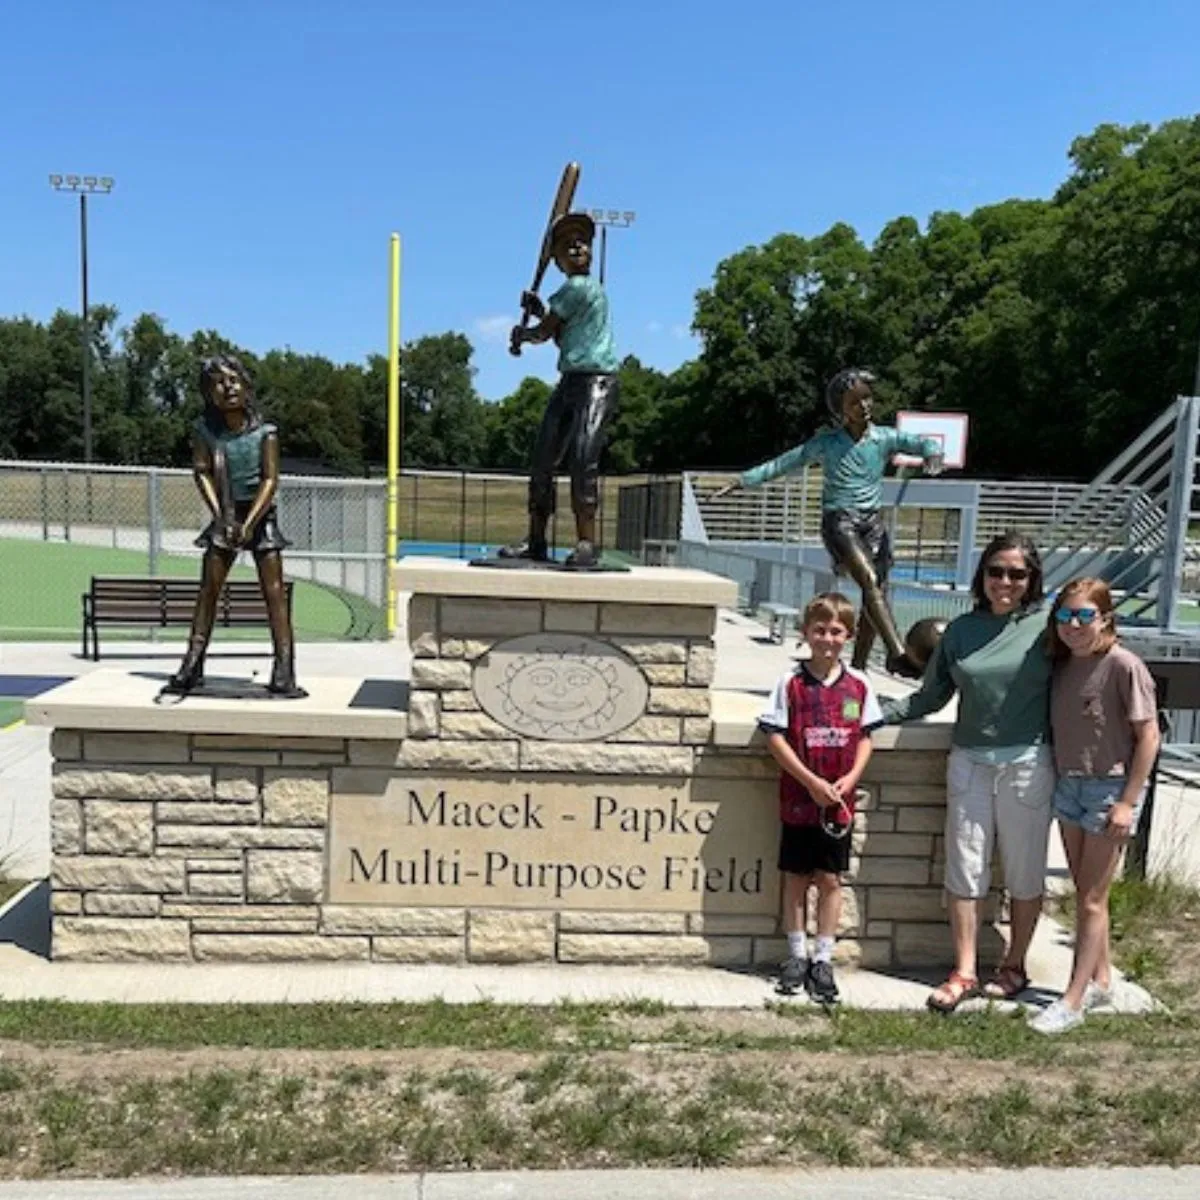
[166,356,303,697]
[1029,577,1160,1034]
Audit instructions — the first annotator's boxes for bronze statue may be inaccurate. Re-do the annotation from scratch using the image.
[165,356,305,698]
[720,369,944,677]
[499,197,620,570]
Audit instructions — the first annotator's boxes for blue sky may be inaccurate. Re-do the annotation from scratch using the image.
[2,1,1197,400]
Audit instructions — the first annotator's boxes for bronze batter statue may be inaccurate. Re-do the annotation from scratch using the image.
[720,369,943,677]
[165,356,305,698]
[500,210,620,570]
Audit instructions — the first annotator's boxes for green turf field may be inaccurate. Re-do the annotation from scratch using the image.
[0,699,23,727]
[0,538,385,642]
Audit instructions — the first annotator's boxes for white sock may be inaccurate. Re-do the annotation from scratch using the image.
[814,936,835,964]
[787,931,808,960]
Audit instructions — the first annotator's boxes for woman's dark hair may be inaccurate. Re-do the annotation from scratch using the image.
[200,355,260,435]
[971,530,1045,612]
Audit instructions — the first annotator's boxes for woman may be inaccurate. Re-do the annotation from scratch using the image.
[883,530,1053,1012]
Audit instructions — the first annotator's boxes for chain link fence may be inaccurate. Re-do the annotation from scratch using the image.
[0,460,387,642]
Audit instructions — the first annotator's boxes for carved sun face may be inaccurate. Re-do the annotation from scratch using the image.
[473,634,650,742]
[498,650,621,736]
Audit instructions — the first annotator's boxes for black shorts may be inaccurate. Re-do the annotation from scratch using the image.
[778,821,852,877]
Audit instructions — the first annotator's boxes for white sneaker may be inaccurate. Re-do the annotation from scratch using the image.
[1029,999,1086,1036]
[1083,981,1113,1012]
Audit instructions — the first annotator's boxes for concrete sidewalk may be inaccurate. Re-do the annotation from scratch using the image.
[0,1167,1196,1199]
[0,880,1155,1014]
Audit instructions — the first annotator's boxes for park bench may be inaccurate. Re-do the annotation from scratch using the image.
[80,576,293,661]
[758,601,800,644]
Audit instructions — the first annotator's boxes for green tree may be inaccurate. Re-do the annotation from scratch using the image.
[401,333,486,469]
[483,376,551,470]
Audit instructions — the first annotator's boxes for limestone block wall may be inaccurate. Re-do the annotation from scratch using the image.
[45,726,958,968]
[33,561,965,968]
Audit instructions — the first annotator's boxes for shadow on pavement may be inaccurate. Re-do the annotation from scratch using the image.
[0,879,50,958]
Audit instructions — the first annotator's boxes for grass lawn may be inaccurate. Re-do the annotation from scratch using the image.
[0,875,1197,1177]
[0,699,23,727]
[0,538,384,641]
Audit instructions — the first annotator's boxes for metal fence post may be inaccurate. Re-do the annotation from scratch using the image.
[40,467,49,542]
[62,466,71,542]
[147,469,161,576]
[459,469,467,557]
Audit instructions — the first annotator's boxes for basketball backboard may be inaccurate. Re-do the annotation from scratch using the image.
[894,411,969,469]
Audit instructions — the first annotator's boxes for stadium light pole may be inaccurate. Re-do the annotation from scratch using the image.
[49,174,115,463]
[587,209,636,286]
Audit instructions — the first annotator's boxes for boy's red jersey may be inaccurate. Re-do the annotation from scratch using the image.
[759,663,883,827]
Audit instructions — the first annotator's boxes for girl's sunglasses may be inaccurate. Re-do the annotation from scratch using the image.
[985,565,1029,582]
[1054,606,1100,626]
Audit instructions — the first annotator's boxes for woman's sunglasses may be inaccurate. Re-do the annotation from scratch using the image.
[1054,606,1100,626]
[985,565,1030,582]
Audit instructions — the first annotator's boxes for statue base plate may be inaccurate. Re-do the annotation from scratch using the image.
[156,678,310,703]
[468,555,630,574]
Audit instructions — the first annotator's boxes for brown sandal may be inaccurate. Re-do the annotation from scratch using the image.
[982,964,1030,1000]
[927,970,979,1013]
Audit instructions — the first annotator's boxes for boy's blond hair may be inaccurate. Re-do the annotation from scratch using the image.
[801,592,857,638]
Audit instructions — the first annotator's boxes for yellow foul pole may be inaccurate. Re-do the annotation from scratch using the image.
[386,233,402,635]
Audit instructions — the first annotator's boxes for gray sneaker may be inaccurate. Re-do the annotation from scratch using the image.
[778,956,806,994]
[1029,999,1085,1035]
[1083,981,1113,1011]
[805,959,840,1005]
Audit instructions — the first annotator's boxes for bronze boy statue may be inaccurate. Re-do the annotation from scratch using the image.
[165,355,304,697]
[502,211,619,569]
[722,368,943,677]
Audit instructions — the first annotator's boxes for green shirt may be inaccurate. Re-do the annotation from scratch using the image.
[548,274,618,374]
[198,420,272,503]
[882,605,1052,750]
[740,424,939,512]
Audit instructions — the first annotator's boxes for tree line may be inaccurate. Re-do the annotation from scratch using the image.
[3,117,1199,481]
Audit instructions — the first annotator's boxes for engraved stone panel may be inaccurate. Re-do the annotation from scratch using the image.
[472,634,650,742]
[328,770,778,914]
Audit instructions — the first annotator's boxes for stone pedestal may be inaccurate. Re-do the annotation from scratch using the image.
[27,559,964,968]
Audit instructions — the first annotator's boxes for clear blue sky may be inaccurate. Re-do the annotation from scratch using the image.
[2,1,1197,400]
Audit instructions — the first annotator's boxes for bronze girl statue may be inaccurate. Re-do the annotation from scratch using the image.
[165,356,304,697]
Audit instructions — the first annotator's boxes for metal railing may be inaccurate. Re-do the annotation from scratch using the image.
[1034,396,1197,627]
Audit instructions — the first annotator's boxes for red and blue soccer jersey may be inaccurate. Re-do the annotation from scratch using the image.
[759,663,883,827]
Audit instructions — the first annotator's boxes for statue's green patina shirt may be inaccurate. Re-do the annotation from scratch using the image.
[548,275,618,374]
[740,424,940,512]
[197,421,272,503]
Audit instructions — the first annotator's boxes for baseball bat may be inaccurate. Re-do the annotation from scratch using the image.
[511,161,580,356]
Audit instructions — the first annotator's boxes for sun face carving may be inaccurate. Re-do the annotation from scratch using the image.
[473,635,649,741]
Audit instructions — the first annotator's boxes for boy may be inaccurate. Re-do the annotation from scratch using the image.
[721,368,943,676]
[758,592,883,1003]
[503,211,620,570]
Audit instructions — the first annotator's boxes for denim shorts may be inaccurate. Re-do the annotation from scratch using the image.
[1053,776,1143,837]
